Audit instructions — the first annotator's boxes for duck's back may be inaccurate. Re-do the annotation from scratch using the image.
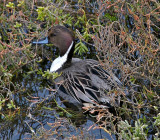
[55,58,123,107]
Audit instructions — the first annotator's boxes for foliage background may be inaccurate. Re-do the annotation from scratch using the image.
[0,0,160,139]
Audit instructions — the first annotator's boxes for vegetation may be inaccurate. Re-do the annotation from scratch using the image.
[0,0,159,139]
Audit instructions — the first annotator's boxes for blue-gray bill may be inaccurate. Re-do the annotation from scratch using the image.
[32,37,49,44]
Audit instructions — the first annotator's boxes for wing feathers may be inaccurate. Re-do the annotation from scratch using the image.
[57,60,122,106]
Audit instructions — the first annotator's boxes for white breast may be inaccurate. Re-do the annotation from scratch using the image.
[50,41,74,72]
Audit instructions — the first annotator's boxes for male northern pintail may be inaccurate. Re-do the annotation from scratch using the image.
[47,25,125,108]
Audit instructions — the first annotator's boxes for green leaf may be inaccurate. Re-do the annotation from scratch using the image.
[74,41,88,55]
[6,2,15,8]
[104,13,117,21]
[7,100,16,109]
[14,22,22,28]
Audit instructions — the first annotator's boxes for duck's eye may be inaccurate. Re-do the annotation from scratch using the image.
[50,33,56,37]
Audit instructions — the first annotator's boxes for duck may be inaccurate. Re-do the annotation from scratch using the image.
[46,25,125,108]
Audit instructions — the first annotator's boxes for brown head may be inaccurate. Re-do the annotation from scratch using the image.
[48,25,75,58]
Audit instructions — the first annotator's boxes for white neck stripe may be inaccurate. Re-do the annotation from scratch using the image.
[50,41,73,72]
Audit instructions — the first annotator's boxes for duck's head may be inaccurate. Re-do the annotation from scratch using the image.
[48,25,75,72]
[48,25,74,57]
